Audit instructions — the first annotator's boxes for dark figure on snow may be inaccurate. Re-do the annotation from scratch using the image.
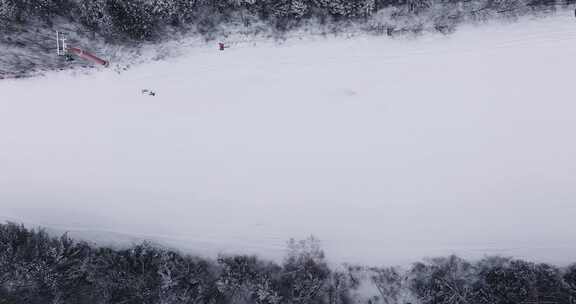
[219,42,229,51]
[141,89,156,96]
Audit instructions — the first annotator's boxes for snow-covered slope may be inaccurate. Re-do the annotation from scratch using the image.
[1,13,576,266]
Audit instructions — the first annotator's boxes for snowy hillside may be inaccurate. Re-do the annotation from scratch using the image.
[2,0,571,78]
[2,12,576,266]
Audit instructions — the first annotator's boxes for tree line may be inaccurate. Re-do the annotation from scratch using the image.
[1,0,575,41]
[2,222,576,304]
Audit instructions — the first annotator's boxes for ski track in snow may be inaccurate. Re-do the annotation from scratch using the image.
[2,13,576,265]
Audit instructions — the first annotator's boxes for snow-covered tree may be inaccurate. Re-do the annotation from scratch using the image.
[474,257,564,304]
[217,254,281,304]
[105,0,157,39]
[279,237,330,304]
[370,267,403,304]
[409,255,477,304]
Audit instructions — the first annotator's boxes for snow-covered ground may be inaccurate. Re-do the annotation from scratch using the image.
[2,13,576,266]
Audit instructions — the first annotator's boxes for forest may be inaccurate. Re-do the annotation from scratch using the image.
[2,222,576,304]
[1,0,575,41]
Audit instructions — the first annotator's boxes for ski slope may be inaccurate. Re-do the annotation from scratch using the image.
[2,13,576,266]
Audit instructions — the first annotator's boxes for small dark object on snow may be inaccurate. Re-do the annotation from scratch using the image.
[142,89,156,96]
[219,42,230,51]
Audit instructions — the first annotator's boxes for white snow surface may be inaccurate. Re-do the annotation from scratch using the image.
[2,13,576,266]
